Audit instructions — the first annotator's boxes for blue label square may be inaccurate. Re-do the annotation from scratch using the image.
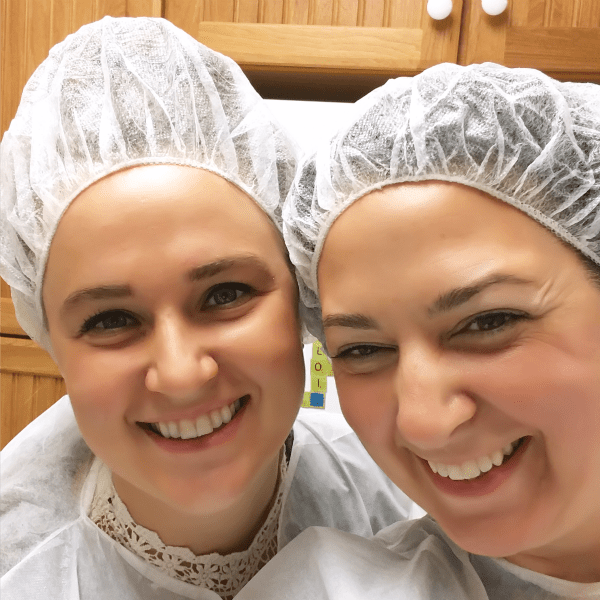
[309,392,325,407]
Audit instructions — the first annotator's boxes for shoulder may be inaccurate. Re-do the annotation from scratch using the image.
[280,410,417,547]
[292,408,354,443]
[1,396,93,576]
[239,520,489,600]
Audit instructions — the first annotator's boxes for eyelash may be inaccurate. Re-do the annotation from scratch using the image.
[80,310,138,334]
[331,310,531,361]
[202,283,255,309]
[79,283,256,334]
[450,309,531,338]
[331,344,395,361]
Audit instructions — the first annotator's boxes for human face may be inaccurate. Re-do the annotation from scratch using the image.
[43,165,304,517]
[319,182,600,579]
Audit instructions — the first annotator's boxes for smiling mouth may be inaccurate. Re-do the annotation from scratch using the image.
[426,436,528,481]
[138,395,249,441]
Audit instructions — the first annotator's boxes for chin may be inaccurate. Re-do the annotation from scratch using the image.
[438,516,538,559]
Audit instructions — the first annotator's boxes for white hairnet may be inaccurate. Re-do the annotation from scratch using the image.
[284,63,600,340]
[1,16,299,352]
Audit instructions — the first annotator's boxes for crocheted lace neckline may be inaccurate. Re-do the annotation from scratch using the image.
[89,454,287,599]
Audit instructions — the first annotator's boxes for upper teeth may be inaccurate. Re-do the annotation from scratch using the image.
[427,440,520,481]
[153,398,242,440]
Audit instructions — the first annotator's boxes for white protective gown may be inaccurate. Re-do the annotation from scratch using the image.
[235,516,600,600]
[0,396,416,599]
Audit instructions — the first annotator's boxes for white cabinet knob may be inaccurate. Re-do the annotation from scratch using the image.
[427,0,453,20]
[481,0,507,16]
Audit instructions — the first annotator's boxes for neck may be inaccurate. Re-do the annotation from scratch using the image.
[112,451,282,556]
[505,517,600,583]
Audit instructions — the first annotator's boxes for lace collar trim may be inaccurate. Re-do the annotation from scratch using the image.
[89,453,287,599]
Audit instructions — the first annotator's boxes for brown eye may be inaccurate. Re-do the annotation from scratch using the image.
[204,283,254,308]
[80,310,138,334]
[457,310,530,336]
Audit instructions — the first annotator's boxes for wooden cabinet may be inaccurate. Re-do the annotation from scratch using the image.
[163,0,600,100]
[1,299,65,449]
[164,0,464,100]
[460,0,600,83]
[1,0,599,447]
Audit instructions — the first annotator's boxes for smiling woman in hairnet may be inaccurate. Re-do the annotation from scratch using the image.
[234,64,600,599]
[0,17,415,600]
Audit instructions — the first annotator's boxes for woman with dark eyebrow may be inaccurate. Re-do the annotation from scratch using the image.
[236,63,600,599]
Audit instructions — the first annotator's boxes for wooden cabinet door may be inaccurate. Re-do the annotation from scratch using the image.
[459,0,600,83]
[164,0,464,100]
[1,296,66,449]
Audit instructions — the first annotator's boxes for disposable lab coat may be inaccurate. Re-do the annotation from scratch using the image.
[236,516,600,600]
[1,396,416,599]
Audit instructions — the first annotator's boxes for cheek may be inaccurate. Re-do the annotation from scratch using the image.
[225,297,305,392]
[335,373,395,443]
[57,344,142,429]
[467,345,600,431]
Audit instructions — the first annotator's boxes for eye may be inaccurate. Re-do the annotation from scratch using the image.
[332,344,387,359]
[451,310,531,338]
[330,344,397,374]
[203,283,254,308]
[80,310,139,334]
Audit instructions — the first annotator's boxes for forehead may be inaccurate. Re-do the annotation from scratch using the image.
[318,181,571,300]
[52,165,284,258]
[43,165,290,307]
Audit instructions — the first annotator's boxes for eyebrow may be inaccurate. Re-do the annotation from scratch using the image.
[428,274,533,316]
[188,255,271,282]
[61,255,272,312]
[62,285,132,311]
[322,313,379,330]
[321,273,533,331]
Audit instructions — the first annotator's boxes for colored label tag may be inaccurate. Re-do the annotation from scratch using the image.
[311,373,328,393]
[309,392,325,408]
[312,341,328,360]
[311,358,333,377]
[302,391,312,407]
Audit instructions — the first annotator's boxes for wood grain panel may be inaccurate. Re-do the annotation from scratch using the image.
[0,337,61,377]
[545,0,574,27]
[362,0,385,27]
[577,0,600,26]
[1,371,66,449]
[458,0,509,64]
[285,0,310,25]
[191,22,422,70]
[259,0,284,23]
[460,0,600,76]
[389,0,422,28]
[236,0,259,23]
[2,280,11,299]
[504,27,600,75]
[126,0,162,17]
[203,0,234,21]
[335,0,358,26]
[313,0,333,25]
[164,0,203,32]
[1,298,28,337]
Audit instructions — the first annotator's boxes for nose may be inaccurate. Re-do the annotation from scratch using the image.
[395,346,476,450]
[145,313,218,402]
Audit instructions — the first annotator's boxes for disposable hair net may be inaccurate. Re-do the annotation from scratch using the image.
[1,16,299,352]
[284,62,600,341]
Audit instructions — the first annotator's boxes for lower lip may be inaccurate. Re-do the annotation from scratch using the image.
[422,437,531,498]
[141,400,248,454]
